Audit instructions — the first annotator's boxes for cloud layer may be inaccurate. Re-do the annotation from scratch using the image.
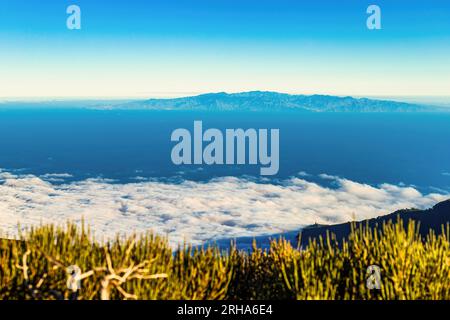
[0,170,448,247]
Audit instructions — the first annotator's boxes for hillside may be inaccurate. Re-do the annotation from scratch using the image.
[297,199,450,247]
[214,199,450,250]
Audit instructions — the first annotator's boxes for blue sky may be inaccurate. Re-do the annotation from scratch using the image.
[0,0,449,98]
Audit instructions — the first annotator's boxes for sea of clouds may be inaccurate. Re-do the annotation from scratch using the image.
[0,169,448,247]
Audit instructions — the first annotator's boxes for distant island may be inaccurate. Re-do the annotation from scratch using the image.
[2,92,448,112]
[106,91,445,112]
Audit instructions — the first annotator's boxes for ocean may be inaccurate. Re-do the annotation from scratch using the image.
[0,108,449,246]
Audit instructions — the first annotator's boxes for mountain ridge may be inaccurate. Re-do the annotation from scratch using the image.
[296,199,450,247]
[111,91,444,112]
[213,199,450,250]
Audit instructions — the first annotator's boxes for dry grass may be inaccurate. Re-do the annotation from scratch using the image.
[0,219,449,300]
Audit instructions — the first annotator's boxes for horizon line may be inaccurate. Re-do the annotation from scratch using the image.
[2,91,450,103]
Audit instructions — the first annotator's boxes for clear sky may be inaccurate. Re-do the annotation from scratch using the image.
[0,0,449,99]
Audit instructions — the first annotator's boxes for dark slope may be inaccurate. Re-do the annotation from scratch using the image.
[297,199,450,247]
[213,199,450,250]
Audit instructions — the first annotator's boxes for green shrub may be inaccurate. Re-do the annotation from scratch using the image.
[0,219,449,300]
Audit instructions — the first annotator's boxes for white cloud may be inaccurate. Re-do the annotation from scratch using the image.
[318,173,338,180]
[39,173,73,178]
[0,171,448,247]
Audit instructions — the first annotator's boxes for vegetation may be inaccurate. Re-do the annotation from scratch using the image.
[0,219,449,300]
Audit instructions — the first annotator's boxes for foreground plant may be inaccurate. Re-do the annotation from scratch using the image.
[0,219,449,300]
[278,220,450,299]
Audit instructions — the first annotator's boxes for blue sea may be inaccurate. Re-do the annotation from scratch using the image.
[0,108,449,246]
[1,109,449,192]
